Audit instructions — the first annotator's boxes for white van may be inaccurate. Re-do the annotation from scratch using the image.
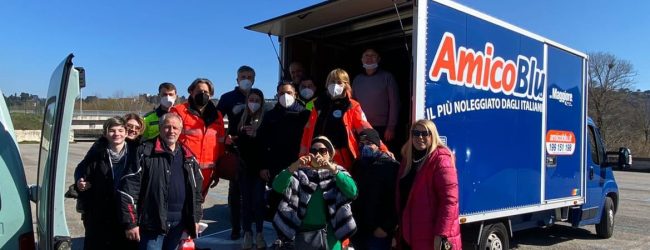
[0,54,83,250]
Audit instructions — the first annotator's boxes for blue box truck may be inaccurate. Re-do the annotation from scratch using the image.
[246,0,632,248]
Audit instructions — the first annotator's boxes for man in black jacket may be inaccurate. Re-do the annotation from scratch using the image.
[258,82,310,186]
[351,128,399,250]
[256,82,310,248]
[119,113,203,249]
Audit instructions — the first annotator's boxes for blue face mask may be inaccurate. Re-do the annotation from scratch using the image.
[360,145,379,159]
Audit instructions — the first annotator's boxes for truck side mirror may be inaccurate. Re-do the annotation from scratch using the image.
[606,147,632,169]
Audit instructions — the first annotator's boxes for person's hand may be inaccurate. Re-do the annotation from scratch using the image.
[290,155,309,172]
[314,154,337,173]
[373,227,388,238]
[387,151,396,160]
[299,155,313,167]
[259,169,271,182]
[225,135,234,145]
[210,171,220,188]
[76,178,91,192]
[384,128,395,142]
[125,226,140,242]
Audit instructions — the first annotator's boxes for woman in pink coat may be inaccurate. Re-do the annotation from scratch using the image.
[396,119,461,249]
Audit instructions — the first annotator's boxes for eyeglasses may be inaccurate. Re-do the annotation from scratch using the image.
[411,130,431,137]
[126,124,141,131]
[310,147,329,155]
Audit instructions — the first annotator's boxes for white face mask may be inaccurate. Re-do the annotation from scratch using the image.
[247,102,261,113]
[327,83,344,98]
[362,63,378,70]
[279,93,295,108]
[300,88,314,100]
[238,79,253,91]
[160,95,176,108]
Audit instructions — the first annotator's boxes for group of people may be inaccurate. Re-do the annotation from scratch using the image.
[73,49,461,250]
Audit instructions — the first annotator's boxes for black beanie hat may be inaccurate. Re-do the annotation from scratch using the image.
[359,128,381,146]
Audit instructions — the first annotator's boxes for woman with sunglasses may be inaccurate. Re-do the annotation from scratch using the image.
[124,113,144,142]
[396,119,461,250]
[272,136,358,250]
[74,116,138,250]
[300,68,390,170]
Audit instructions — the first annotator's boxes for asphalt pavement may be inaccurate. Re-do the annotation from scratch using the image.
[18,142,650,250]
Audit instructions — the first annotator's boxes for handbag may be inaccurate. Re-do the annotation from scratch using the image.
[178,238,195,250]
[294,228,328,250]
[64,184,86,214]
[213,145,244,181]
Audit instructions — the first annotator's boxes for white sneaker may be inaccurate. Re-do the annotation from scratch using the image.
[242,231,253,249]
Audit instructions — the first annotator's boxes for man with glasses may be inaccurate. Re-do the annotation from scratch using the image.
[350,128,399,250]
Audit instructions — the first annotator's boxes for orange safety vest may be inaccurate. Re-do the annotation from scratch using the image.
[300,98,388,168]
[171,102,225,169]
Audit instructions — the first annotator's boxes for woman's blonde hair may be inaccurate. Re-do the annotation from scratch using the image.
[325,68,353,98]
[400,119,449,178]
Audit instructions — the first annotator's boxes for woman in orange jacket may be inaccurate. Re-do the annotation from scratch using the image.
[300,68,389,170]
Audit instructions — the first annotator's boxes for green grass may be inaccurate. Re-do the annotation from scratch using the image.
[9,112,42,130]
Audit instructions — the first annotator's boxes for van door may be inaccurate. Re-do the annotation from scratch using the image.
[34,54,81,249]
[0,83,35,248]
[582,124,606,223]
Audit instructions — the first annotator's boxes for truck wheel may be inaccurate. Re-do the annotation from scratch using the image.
[479,222,509,250]
[596,197,615,238]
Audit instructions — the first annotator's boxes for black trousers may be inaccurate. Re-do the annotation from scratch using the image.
[228,179,242,232]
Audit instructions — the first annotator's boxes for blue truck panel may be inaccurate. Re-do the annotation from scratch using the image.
[424,1,585,216]
[544,46,585,200]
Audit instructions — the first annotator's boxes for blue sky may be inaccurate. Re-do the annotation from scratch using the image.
[1,0,649,99]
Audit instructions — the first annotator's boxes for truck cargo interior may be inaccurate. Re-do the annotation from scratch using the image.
[247,0,414,152]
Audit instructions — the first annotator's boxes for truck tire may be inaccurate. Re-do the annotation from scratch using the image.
[596,197,615,238]
[479,222,509,250]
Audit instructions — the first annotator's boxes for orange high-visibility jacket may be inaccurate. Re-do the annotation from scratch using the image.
[300,98,388,168]
[171,102,226,168]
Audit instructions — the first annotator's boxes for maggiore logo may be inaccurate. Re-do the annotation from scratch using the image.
[549,88,573,106]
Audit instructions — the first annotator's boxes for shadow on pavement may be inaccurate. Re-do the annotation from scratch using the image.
[511,224,599,248]
[201,203,233,235]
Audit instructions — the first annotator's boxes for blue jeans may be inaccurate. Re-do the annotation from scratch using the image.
[139,220,186,250]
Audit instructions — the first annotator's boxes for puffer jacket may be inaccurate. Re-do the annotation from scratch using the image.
[396,147,461,249]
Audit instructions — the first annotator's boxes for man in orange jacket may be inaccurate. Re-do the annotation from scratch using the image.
[171,78,225,199]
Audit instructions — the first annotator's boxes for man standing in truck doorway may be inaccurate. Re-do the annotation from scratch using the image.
[353,49,400,150]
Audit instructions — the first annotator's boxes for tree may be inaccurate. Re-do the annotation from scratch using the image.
[588,52,636,147]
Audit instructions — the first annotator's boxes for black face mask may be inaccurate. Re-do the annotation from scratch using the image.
[193,93,210,107]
